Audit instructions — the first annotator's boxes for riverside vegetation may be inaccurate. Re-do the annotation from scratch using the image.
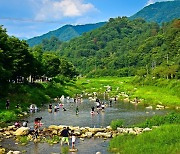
[76,77,180,154]
[0,76,180,153]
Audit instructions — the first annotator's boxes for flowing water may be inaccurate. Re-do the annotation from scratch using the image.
[1,97,172,154]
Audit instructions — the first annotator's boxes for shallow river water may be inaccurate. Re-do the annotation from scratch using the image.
[1,97,172,154]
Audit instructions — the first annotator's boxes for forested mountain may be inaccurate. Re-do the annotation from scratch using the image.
[27,1,180,47]
[27,22,106,47]
[130,0,180,24]
[58,17,180,78]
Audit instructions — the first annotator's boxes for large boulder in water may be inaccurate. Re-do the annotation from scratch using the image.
[94,132,112,138]
[7,151,21,154]
[7,125,15,131]
[0,148,5,154]
[88,128,105,134]
[48,125,67,130]
[48,125,59,130]
[85,132,93,138]
[80,131,93,138]
[58,125,67,130]
[14,127,30,136]
[74,130,81,136]
[80,127,88,133]
[69,126,80,131]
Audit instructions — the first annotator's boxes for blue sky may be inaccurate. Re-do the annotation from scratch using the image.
[0,0,173,39]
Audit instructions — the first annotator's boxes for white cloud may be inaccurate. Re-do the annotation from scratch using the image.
[146,0,174,6]
[34,0,96,20]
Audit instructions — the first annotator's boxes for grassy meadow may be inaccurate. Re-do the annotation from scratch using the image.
[76,77,180,108]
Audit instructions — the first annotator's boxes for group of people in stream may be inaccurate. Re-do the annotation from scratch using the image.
[48,95,115,116]
[48,103,80,115]
[48,102,68,113]
[47,95,82,114]
[13,95,115,151]
[91,98,114,115]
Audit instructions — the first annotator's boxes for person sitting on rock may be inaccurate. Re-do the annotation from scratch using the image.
[22,121,28,127]
[14,121,21,128]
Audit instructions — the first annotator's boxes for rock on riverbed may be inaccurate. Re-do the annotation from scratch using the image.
[0,125,153,141]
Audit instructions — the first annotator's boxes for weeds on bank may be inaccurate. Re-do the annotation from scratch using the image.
[136,112,180,128]
[16,136,30,145]
[46,135,61,145]
[109,124,180,154]
[110,119,124,130]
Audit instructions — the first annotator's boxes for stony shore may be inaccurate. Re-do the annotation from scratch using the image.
[0,124,153,154]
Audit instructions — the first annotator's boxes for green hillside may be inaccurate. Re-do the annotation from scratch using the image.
[58,17,180,78]
[130,0,180,24]
[27,1,180,47]
[27,22,106,47]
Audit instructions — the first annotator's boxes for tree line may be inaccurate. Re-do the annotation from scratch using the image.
[0,26,78,93]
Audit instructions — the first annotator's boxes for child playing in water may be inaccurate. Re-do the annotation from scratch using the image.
[71,130,76,149]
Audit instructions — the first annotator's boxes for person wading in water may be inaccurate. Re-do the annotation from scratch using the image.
[61,127,70,146]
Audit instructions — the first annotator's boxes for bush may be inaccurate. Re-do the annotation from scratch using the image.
[0,111,17,123]
[110,119,124,130]
[17,136,29,145]
[137,112,180,128]
[109,124,180,154]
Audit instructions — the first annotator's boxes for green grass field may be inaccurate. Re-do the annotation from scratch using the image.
[76,77,180,107]
[109,124,180,154]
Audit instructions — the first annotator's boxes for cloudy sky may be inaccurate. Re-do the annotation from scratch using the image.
[0,0,173,39]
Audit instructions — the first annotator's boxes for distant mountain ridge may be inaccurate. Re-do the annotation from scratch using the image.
[130,0,180,24]
[27,0,180,47]
[27,22,106,46]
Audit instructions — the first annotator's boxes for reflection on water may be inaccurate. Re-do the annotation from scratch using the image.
[1,97,172,154]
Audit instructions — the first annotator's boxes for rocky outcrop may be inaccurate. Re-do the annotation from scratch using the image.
[43,125,152,139]
[0,148,6,154]
[7,151,21,154]
[0,125,153,144]
[14,127,30,136]
[94,132,112,138]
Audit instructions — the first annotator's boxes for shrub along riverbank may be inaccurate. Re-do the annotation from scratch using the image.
[109,124,180,154]
[109,112,180,154]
